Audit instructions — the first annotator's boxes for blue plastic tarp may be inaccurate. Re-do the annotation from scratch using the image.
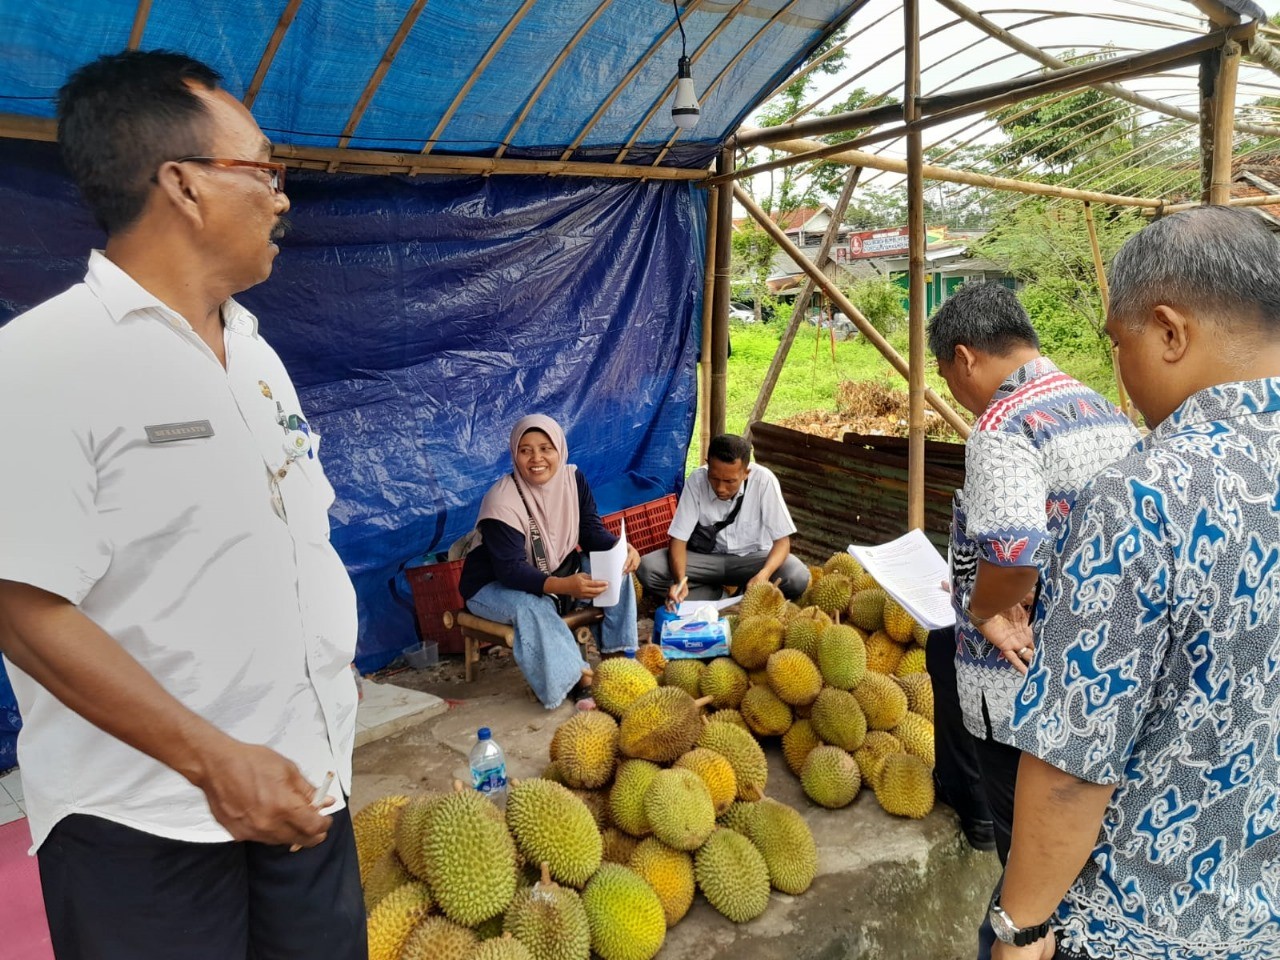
[0,138,706,670]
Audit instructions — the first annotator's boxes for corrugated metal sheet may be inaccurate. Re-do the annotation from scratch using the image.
[751,421,964,561]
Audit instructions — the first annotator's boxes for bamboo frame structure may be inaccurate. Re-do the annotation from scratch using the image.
[243,0,304,110]
[712,147,734,437]
[1210,42,1243,203]
[127,0,153,50]
[905,0,927,530]
[1083,202,1135,422]
[338,0,431,149]
[700,188,719,462]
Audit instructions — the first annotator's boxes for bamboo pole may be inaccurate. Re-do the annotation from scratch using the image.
[1083,201,1135,423]
[1211,41,1242,204]
[1189,0,1280,81]
[339,0,430,148]
[243,0,304,109]
[700,188,719,462]
[734,184,971,438]
[712,148,734,437]
[745,166,863,438]
[933,0,1278,140]
[905,0,926,531]
[127,0,153,50]
[1160,192,1280,214]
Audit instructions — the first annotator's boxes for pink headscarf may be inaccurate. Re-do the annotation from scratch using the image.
[477,415,580,571]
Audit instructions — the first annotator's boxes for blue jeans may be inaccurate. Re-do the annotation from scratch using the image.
[466,556,637,709]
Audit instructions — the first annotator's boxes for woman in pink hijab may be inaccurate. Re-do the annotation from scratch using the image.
[460,415,640,708]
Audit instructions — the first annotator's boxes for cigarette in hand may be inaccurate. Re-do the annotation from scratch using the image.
[289,770,335,853]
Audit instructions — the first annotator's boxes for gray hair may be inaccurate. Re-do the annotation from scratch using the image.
[926,281,1039,362]
[1109,206,1280,333]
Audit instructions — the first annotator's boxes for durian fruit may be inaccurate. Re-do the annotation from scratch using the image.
[473,932,534,960]
[618,687,711,763]
[581,863,667,960]
[730,616,785,670]
[362,849,414,912]
[740,683,794,737]
[882,597,916,643]
[781,717,823,777]
[911,620,931,646]
[697,718,768,801]
[765,648,823,706]
[800,745,862,809]
[366,880,432,960]
[851,569,879,593]
[642,768,716,851]
[707,707,748,730]
[783,609,829,660]
[634,642,667,678]
[394,792,444,880]
[505,863,592,960]
[747,798,818,895]
[662,658,705,698]
[699,657,749,708]
[823,551,862,579]
[541,761,567,785]
[853,671,910,731]
[474,913,507,940]
[847,588,887,632]
[673,747,738,815]
[352,794,410,883]
[593,657,659,718]
[629,838,696,926]
[717,799,760,835]
[865,630,906,674]
[549,724,565,762]
[399,915,478,960]
[896,672,934,721]
[747,667,771,688]
[816,623,868,691]
[554,709,619,789]
[810,686,867,751]
[694,827,772,923]
[810,573,853,618]
[891,712,935,767]
[780,601,802,623]
[601,826,641,865]
[894,645,927,677]
[422,789,518,926]
[739,580,787,621]
[570,787,610,830]
[506,779,603,888]
[853,730,903,790]
[875,753,936,819]
[610,759,662,837]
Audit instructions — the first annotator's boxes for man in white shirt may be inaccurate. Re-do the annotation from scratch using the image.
[639,433,809,606]
[0,51,363,958]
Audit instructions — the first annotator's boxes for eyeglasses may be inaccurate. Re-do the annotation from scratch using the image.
[173,157,287,194]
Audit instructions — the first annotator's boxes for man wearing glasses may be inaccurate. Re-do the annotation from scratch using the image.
[0,51,364,958]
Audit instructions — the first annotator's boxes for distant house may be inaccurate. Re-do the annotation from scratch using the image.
[1227,154,1280,228]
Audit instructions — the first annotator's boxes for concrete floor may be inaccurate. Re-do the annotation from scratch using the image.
[354,646,1001,960]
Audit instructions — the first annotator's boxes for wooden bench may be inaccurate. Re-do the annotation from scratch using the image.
[442,606,603,682]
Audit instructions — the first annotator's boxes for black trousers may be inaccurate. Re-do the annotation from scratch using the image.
[926,627,994,830]
[972,712,1023,866]
[37,808,367,960]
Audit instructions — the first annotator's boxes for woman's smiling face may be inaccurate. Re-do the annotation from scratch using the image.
[515,429,560,486]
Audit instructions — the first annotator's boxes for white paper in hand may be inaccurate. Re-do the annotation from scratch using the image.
[848,529,955,630]
[591,518,627,607]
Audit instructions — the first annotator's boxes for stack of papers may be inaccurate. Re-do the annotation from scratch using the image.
[848,529,955,630]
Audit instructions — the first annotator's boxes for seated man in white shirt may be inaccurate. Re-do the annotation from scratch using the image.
[639,434,810,606]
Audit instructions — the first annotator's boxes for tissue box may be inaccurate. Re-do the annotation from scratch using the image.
[659,616,731,659]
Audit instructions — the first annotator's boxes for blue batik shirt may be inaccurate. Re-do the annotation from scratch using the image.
[1012,378,1280,960]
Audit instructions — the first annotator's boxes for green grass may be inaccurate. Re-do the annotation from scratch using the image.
[686,319,1122,475]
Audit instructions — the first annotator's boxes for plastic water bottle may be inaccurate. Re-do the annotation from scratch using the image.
[469,728,508,808]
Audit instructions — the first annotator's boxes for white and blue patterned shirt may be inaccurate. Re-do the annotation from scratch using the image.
[951,357,1138,743]
[1012,378,1280,960]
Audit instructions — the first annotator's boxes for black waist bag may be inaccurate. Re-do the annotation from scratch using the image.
[687,480,747,554]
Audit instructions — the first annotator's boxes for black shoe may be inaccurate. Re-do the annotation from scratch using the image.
[961,818,997,852]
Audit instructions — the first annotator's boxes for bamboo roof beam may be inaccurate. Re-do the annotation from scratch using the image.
[494,0,618,160]
[127,0,152,50]
[651,0,805,167]
[933,0,1280,138]
[613,0,752,165]
[1189,0,1280,79]
[338,0,430,149]
[558,0,708,162]
[421,0,538,156]
[243,0,304,109]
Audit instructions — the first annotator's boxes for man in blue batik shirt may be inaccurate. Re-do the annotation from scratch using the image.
[992,206,1280,959]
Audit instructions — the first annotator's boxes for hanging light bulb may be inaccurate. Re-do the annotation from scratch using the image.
[670,0,699,130]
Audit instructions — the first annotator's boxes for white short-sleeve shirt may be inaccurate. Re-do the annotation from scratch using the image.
[668,463,796,555]
[0,252,358,850]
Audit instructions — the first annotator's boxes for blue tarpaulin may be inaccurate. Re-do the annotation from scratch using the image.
[0,138,707,675]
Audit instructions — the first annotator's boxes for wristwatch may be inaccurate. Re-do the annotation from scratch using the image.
[988,893,1051,947]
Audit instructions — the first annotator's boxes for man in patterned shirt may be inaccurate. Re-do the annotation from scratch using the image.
[994,206,1280,959]
[927,282,1138,956]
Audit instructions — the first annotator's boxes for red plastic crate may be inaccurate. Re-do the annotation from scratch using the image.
[405,558,466,654]
[603,494,678,557]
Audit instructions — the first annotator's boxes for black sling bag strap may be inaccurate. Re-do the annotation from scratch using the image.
[687,478,748,554]
[511,472,579,612]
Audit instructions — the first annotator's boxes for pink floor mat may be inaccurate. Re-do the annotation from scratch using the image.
[0,818,53,960]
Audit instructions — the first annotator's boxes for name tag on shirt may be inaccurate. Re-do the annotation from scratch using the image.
[145,420,215,443]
